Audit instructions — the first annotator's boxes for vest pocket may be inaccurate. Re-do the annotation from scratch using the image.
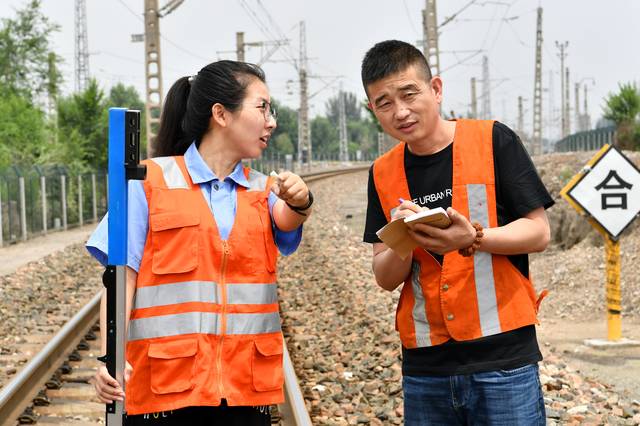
[147,339,197,394]
[251,336,284,392]
[149,212,200,274]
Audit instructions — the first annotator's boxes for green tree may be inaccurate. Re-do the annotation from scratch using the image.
[325,91,361,126]
[0,0,60,99]
[603,82,640,150]
[269,99,297,156]
[108,83,147,156]
[57,79,108,168]
[320,92,382,159]
[0,87,47,168]
[109,83,144,110]
[363,100,382,132]
[273,133,294,155]
[311,116,339,157]
[347,120,377,158]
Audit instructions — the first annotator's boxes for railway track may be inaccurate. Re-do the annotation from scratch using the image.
[0,165,369,426]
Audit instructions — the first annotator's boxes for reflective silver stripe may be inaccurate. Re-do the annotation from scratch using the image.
[467,184,500,335]
[411,261,431,347]
[227,312,281,335]
[133,282,277,309]
[247,169,268,192]
[227,283,278,305]
[128,312,220,341]
[134,281,217,309]
[151,157,189,189]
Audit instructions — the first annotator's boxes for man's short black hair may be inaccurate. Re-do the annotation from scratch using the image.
[361,40,433,95]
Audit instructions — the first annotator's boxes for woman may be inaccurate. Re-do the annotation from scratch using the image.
[87,60,313,425]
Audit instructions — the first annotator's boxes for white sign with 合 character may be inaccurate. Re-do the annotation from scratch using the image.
[566,146,640,240]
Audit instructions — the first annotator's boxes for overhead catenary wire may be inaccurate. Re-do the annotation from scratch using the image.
[114,0,210,63]
[402,0,420,36]
[237,0,298,67]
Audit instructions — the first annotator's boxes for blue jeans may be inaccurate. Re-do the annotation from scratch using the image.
[403,364,545,425]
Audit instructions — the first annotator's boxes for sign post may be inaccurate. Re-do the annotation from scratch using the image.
[105,108,146,425]
[560,144,640,343]
[604,236,621,340]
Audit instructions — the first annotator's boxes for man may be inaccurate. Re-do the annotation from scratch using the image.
[361,40,554,425]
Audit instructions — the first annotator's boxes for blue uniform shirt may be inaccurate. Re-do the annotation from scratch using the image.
[86,142,302,271]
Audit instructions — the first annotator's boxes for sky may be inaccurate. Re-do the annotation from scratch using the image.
[1,0,639,142]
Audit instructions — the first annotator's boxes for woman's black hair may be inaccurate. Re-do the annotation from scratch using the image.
[155,60,266,156]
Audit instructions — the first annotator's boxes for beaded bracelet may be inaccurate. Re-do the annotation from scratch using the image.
[458,222,484,257]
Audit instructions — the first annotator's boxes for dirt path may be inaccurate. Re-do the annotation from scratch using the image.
[0,224,97,276]
[538,318,640,402]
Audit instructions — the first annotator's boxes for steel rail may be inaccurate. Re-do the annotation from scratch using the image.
[299,165,370,182]
[279,345,312,426]
[0,165,370,425]
[0,291,102,424]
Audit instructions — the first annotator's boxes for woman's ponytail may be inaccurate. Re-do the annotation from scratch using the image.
[155,76,191,156]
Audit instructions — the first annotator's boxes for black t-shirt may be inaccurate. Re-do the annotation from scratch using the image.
[363,121,555,376]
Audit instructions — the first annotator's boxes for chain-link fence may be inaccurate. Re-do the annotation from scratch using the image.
[0,165,108,246]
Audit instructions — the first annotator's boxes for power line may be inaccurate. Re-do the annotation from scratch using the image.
[486,2,515,53]
[116,0,143,22]
[257,1,301,66]
[237,0,298,67]
[115,0,210,62]
[402,0,420,36]
[94,50,185,73]
[505,20,530,47]
[160,35,211,62]
[439,0,478,28]
[440,50,483,74]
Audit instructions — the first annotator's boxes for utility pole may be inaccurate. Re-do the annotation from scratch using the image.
[74,0,90,92]
[338,84,348,162]
[532,7,543,155]
[130,1,183,156]
[565,67,571,136]
[143,0,163,158]
[470,77,477,118]
[555,40,568,138]
[517,96,524,138]
[548,70,554,142]
[235,31,287,63]
[422,0,441,77]
[297,21,311,170]
[575,82,581,131]
[236,32,246,61]
[481,55,491,119]
[583,84,591,131]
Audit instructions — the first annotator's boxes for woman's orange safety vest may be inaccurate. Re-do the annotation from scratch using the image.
[125,156,282,415]
[372,119,542,349]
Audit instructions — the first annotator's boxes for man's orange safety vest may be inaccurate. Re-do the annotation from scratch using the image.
[125,156,283,415]
[372,119,542,349]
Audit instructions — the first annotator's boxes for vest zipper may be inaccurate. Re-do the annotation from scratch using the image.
[217,240,230,399]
